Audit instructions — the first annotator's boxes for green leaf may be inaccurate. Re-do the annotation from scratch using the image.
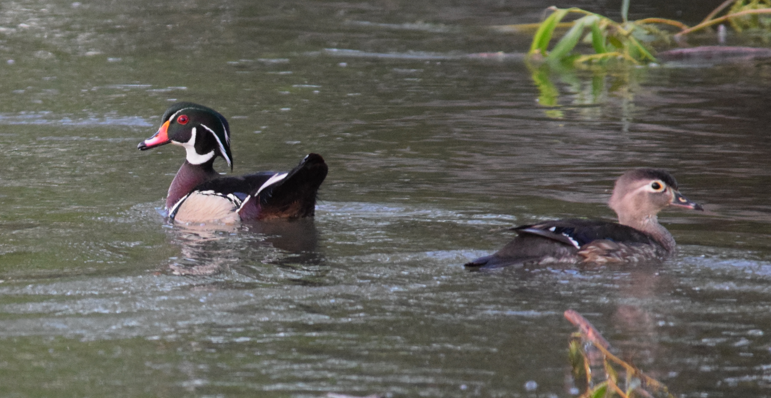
[607,34,624,50]
[628,35,656,62]
[547,15,590,61]
[590,20,607,53]
[590,382,608,398]
[530,8,569,55]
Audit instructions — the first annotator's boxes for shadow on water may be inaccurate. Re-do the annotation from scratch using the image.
[163,218,326,283]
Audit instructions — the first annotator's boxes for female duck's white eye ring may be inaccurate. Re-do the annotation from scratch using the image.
[650,181,664,192]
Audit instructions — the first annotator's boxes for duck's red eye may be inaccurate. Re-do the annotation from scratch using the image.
[177,115,189,125]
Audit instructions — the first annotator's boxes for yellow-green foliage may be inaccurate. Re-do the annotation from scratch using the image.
[728,0,771,31]
[565,310,674,398]
[529,7,655,65]
[527,1,771,66]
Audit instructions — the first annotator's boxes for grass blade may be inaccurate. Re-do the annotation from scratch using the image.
[530,8,569,55]
[628,35,656,62]
[547,15,589,61]
[590,382,609,398]
[590,19,607,53]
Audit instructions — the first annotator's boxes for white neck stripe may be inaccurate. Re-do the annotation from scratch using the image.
[219,118,230,145]
[200,123,231,167]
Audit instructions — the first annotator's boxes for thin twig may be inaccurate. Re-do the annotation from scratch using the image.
[566,310,674,397]
[564,310,611,349]
[701,0,739,24]
[582,344,593,386]
[593,341,672,394]
[607,379,630,398]
[675,8,771,37]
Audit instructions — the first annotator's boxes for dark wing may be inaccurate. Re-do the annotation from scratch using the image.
[190,172,274,198]
[517,219,658,247]
[464,232,581,269]
[465,219,660,269]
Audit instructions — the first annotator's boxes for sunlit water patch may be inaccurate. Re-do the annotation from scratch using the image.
[0,112,152,127]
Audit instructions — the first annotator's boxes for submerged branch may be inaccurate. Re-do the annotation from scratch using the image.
[565,310,675,398]
[564,309,611,349]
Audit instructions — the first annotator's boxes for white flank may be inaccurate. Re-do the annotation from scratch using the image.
[255,172,288,197]
[168,193,191,217]
[169,190,244,222]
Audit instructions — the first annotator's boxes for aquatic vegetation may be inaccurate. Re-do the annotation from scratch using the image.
[526,0,771,66]
[529,7,656,65]
[565,310,674,398]
[519,0,771,118]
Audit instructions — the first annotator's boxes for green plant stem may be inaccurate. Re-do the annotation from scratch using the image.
[675,8,771,37]
[701,0,739,23]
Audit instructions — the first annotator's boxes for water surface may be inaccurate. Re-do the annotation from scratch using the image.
[0,0,770,397]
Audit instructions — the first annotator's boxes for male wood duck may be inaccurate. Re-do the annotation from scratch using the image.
[465,169,703,269]
[137,102,327,223]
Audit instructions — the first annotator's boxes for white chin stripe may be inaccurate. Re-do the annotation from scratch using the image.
[173,126,215,165]
[185,147,215,165]
[255,173,288,197]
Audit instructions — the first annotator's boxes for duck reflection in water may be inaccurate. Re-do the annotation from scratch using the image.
[164,218,324,278]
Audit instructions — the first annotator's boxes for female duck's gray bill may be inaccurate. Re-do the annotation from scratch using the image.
[672,191,703,211]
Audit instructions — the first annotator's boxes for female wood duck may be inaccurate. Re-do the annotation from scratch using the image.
[465,169,703,269]
[137,102,327,224]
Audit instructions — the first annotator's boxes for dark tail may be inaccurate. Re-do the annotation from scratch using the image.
[464,254,525,269]
[244,154,328,220]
